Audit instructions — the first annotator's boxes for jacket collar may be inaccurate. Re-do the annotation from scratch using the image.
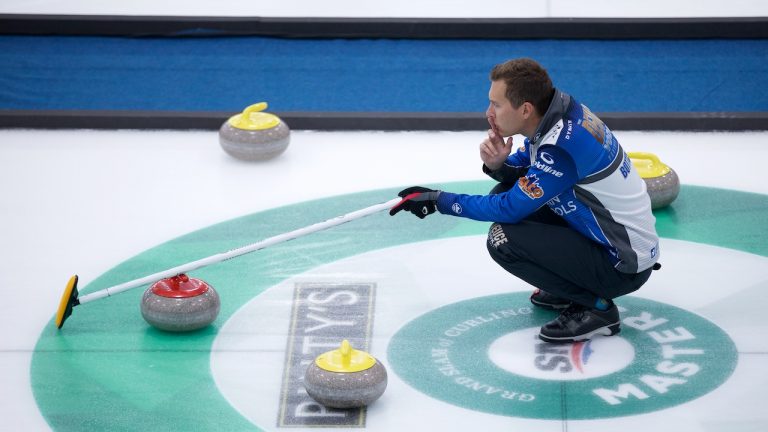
[530,89,571,144]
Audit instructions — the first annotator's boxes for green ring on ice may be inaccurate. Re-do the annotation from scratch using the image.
[31,183,768,429]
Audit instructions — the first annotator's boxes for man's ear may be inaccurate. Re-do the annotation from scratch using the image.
[522,101,535,119]
[523,102,533,120]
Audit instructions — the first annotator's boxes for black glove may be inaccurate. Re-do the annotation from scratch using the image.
[389,186,441,219]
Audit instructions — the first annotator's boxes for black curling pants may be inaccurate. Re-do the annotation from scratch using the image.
[485,184,652,308]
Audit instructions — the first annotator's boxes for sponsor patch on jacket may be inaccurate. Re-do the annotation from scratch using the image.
[518,174,544,199]
[532,151,564,177]
[580,104,606,145]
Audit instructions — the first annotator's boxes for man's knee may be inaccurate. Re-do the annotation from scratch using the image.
[487,223,519,265]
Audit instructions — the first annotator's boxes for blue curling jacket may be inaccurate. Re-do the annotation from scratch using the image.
[436,90,660,273]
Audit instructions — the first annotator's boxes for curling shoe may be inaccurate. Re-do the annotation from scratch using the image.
[538,302,621,343]
[530,289,571,310]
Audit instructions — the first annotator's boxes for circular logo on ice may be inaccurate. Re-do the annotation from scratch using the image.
[387,292,738,419]
[488,327,635,381]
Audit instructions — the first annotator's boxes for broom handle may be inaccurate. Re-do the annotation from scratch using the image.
[78,197,402,304]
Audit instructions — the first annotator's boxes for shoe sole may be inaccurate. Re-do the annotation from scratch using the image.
[538,322,621,344]
[530,298,571,310]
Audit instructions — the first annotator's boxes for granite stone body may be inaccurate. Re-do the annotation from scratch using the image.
[219,121,290,161]
[304,361,388,408]
[643,168,680,209]
[140,279,220,332]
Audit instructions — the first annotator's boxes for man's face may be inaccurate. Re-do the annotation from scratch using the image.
[486,80,527,137]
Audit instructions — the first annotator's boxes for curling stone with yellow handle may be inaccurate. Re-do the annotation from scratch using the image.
[629,152,680,209]
[219,102,290,161]
[304,340,388,408]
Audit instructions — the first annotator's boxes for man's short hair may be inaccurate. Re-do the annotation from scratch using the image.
[490,58,555,116]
